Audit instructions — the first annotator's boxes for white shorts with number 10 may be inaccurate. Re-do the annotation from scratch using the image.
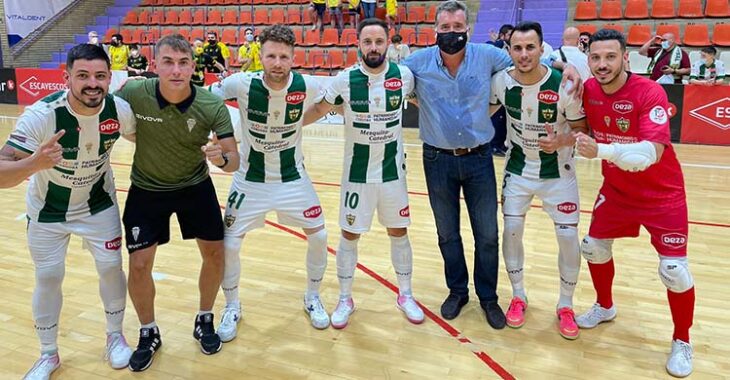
[501,173,580,224]
[339,178,411,234]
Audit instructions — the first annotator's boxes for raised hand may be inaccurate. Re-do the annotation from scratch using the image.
[201,133,226,167]
[574,132,598,159]
[31,130,65,171]
[538,124,559,154]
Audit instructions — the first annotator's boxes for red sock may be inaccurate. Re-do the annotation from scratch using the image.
[668,287,695,343]
[588,259,615,309]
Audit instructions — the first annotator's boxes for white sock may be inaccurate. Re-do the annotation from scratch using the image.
[33,262,65,355]
[556,225,580,309]
[305,229,328,299]
[503,215,527,300]
[336,235,359,298]
[389,235,413,296]
[198,310,213,317]
[222,236,244,306]
[95,259,126,334]
[141,321,157,329]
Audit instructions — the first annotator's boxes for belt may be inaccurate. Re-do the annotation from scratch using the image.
[428,144,488,157]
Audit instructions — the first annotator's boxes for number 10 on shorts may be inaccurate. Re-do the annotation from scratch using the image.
[344,191,359,209]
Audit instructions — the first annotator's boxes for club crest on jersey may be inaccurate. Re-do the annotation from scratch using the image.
[616,117,630,132]
[273,110,281,120]
[187,118,196,132]
[384,78,403,91]
[389,94,401,108]
[288,108,301,121]
[541,108,555,122]
[85,142,93,153]
[604,116,611,127]
[612,100,634,114]
[99,118,120,135]
[103,139,115,152]
[285,91,306,105]
[537,90,559,104]
[131,226,140,242]
[224,214,236,228]
[346,213,356,226]
[374,96,382,107]
[526,107,534,117]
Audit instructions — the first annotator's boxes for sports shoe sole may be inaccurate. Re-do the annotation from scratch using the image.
[303,308,332,330]
[197,340,222,355]
[506,318,526,329]
[577,312,617,329]
[331,307,355,329]
[129,354,155,373]
[396,303,425,324]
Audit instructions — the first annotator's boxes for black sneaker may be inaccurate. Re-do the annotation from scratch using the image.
[194,313,222,355]
[128,326,162,372]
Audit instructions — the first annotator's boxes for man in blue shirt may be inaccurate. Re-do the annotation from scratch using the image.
[403,1,582,329]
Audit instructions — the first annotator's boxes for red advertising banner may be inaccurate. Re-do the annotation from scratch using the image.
[14,68,67,105]
[680,85,730,145]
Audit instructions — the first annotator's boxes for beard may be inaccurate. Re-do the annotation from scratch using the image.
[361,50,386,68]
[71,86,105,109]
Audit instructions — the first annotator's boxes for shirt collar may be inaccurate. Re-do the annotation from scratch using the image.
[155,80,196,112]
[435,43,471,69]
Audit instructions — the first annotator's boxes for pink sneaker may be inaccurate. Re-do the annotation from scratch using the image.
[505,297,527,328]
[557,307,580,340]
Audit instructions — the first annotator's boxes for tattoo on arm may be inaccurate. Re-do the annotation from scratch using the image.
[0,144,21,161]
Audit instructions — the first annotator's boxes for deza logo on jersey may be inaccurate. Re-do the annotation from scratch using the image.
[612,100,634,114]
[661,233,687,248]
[99,119,120,135]
[286,92,306,105]
[384,78,403,91]
[537,90,559,104]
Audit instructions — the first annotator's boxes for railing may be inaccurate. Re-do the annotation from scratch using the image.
[10,0,85,57]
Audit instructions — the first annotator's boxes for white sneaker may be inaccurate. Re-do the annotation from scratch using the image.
[576,303,617,329]
[396,294,425,324]
[304,295,330,330]
[23,352,60,380]
[666,339,693,377]
[217,304,242,343]
[105,332,132,369]
[331,297,355,329]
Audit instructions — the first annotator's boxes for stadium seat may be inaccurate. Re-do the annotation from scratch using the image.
[627,24,652,45]
[599,0,623,20]
[224,0,239,4]
[210,0,225,4]
[131,29,146,44]
[270,8,286,24]
[254,9,269,24]
[142,29,159,44]
[345,48,358,66]
[206,10,223,25]
[375,7,387,20]
[293,49,306,68]
[574,0,598,20]
[651,0,676,18]
[400,27,417,46]
[240,11,253,25]
[121,29,135,44]
[140,0,156,5]
[338,28,358,46]
[303,49,326,69]
[705,0,730,17]
[287,8,302,25]
[628,50,651,73]
[192,9,205,25]
[164,10,179,25]
[222,10,238,25]
[149,10,165,24]
[177,28,190,42]
[195,0,208,4]
[178,10,193,25]
[104,28,118,44]
[398,7,407,24]
[602,23,625,33]
[624,0,649,19]
[302,29,320,47]
[136,10,150,25]
[711,23,730,46]
[170,0,185,4]
[576,24,598,35]
[406,6,426,24]
[426,5,437,23]
[293,28,304,45]
[655,23,681,43]
[327,49,345,70]
[678,0,704,18]
[161,28,176,38]
[140,46,153,61]
[221,29,237,45]
[683,24,710,46]
[123,11,138,25]
[302,8,312,24]
[182,0,195,4]
[321,29,339,47]
[416,27,436,46]
[191,28,205,42]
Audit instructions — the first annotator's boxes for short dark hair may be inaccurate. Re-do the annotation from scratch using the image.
[67,43,110,70]
[244,27,254,34]
[357,18,389,39]
[589,28,626,51]
[155,34,193,58]
[259,25,296,48]
[499,24,514,36]
[579,31,592,38]
[510,21,543,44]
[111,33,123,42]
[207,31,217,38]
[129,44,139,50]
[701,46,717,56]
[391,34,402,44]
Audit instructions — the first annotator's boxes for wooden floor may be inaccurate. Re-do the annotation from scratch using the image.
[1,103,729,379]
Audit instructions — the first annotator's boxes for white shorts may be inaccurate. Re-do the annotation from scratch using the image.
[27,206,123,269]
[501,172,580,225]
[223,177,325,237]
[339,179,411,233]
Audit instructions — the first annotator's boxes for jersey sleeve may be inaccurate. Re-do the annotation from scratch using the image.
[401,65,416,96]
[489,71,504,106]
[638,84,671,145]
[209,72,249,100]
[560,85,585,121]
[303,74,330,108]
[113,77,142,102]
[220,43,231,59]
[6,106,49,154]
[211,99,235,140]
[489,45,513,74]
[114,97,137,135]
[320,70,348,105]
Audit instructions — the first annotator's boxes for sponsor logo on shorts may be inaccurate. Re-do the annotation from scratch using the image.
[286,91,306,105]
[303,205,322,219]
[557,202,578,214]
[399,206,410,217]
[105,236,122,250]
[131,226,141,242]
[384,78,403,91]
[661,233,687,248]
[99,118,120,135]
[612,100,634,114]
[537,90,559,104]
[224,214,236,228]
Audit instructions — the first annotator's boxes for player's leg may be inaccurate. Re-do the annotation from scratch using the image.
[23,220,70,379]
[645,205,694,377]
[500,173,533,329]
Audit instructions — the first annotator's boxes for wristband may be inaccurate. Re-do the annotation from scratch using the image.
[215,153,229,169]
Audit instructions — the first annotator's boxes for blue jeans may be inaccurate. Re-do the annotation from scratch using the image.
[362,2,376,19]
[422,143,500,303]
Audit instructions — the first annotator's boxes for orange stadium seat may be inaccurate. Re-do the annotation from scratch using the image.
[123,11,138,25]
[221,29,237,45]
[164,10,179,25]
[191,28,205,42]
[136,10,150,25]
[407,6,426,24]
[651,0,676,18]
[142,29,160,44]
[397,7,407,23]
[705,0,730,17]
[210,0,225,4]
[131,29,146,44]
[624,0,649,19]
[574,0,598,20]
[171,0,186,4]
[602,23,625,33]
[222,10,238,25]
[141,0,156,5]
[425,5,437,23]
[182,0,195,4]
[416,26,436,46]
[599,0,623,20]
[656,23,681,43]
[627,24,651,45]
[712,24,730,46]
[338,28,358,46]
[287,8,302,25]
[293,28,304,45]
[120,29,134,43]
[321,29,339,47]
[178,9,193,25]
[576,24,598,35]
[149,10,164,24]
[195,0,209,4]
[224,0,239,4]
[161,28,176,38]
[302,29,320,46]
[399,27,416,46]
[302,8,312,24]
[345,48,358,66]
[293,49,305,68]
[240,11,253,25]
[254,9,270,24]
[140,46,153,61]
[303,48,326,69]
[328,49,345,70]
[206,10,223,25]
[683,23,710,46]
[192,9,205,24]
[678,0,704,18]
[375,7,387,20]
[177,28,190,42]
[270,8,286,24]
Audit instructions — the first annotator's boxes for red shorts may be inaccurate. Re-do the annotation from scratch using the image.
[588,190,688,257]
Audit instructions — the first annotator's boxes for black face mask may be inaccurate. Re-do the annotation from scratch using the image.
[208,39,216,44]
[437,32,468,55]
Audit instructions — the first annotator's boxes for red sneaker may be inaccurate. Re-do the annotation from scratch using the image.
[557,307,580,340]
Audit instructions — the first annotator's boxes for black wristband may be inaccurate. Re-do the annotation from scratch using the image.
[215,153,229,169]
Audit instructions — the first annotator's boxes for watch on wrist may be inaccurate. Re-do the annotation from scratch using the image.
[215,153,229,169]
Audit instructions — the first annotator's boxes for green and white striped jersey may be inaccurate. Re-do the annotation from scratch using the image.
[210,71,325,183]
[490,65,584,180]
[320,62,414,184]
[6,90,135,223]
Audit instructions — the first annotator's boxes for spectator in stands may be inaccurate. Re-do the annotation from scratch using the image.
[361,0,377,19]
[193,39,224,87]
[387,34,410,63]
[204,31,230,74]
[550,27,591,81]
[238,28,263,72]
[347,0,361,30]
[311,0,327,32]
[127,44,150,77]
[386,0,398,31]
[579,31,591,53]
[108,33,130,71]
[329,0,345,34]
[88,31,101,46]
[689,47,726,86]
[487,24,513,50]
[639,32,690,84]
